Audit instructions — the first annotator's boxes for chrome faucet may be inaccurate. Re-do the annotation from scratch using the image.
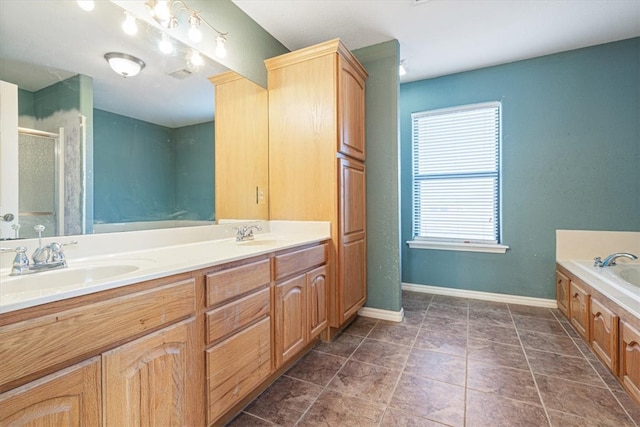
[1,225,77,276]
[594,252,638,267]
[233,225,262,242]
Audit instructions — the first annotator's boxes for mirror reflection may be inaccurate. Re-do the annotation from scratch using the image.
[0,0,228,239]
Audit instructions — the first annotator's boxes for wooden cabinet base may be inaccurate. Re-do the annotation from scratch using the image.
[0,357,101,426]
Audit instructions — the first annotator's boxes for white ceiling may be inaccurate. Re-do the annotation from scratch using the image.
[233,0,640,83]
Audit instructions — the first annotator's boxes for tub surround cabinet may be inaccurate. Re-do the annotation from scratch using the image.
[266,39,368,339]
[556,263,640,404]
[0,240,329,426]
[209,71,269,220]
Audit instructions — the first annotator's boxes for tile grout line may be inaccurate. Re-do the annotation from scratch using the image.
[557,317,640,427]
[292,319,380,427]
[376,297,430,426]
[507,305,554,427]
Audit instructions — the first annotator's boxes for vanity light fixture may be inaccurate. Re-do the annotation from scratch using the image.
[159,32,174,54]
[399,59,407,77]
[77,1,95,12]
[122,12,138,36]
[104,52,145,77]
[145,0,228,56]
[188,49,204,68]
[215,35,227,59]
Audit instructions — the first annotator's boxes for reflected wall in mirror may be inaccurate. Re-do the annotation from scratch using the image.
[0,0,229,239]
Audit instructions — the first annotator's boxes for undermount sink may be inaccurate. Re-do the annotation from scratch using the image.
[237,239,281,247]
[1,260,155,298]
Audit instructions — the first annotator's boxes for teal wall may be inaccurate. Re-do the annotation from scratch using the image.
[18,88,34,116]
[173,121,215,220]
[400,38,640,299]
[354,40,403,312]
[192,0,289,87]
[94,109,214,224]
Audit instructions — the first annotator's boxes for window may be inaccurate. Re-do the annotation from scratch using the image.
[408,102,508,253]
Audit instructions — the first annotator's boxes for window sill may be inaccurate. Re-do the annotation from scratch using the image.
[407,240,510,254]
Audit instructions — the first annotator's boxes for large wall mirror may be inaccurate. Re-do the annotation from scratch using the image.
[0,0,231,239]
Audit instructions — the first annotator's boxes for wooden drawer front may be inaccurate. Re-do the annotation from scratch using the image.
[207,317,271,424]
[556,271,570,317]
[590,297,619,373]
[206,259,270,307]
[206,287,270,344]
[570,281,590,340]
[620,320,640,404]
[0,357,101,426]
[275,244,327,281]
[0,279,195,392]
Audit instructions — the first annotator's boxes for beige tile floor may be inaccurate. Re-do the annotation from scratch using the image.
[227,290,640,426]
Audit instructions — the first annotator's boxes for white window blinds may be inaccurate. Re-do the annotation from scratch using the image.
[412,102,501,244]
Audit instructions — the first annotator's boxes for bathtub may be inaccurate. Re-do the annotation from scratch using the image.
[566,260,640,317]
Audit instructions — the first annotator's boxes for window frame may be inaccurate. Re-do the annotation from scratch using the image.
[407,101,508,254]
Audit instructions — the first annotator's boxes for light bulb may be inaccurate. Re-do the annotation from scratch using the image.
[189,50,204,67]
[188,15,202,43]
[77,1,95,11]
[122,12,138,36]
[215,35,227,59]
[159,33,174,54]
[154,1,171,25]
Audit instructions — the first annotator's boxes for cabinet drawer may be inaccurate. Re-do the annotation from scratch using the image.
[275,244,327,281]
[207,317,271,424]
[0,279,195,392]
[206,259,270,307]
[206,287,270,344]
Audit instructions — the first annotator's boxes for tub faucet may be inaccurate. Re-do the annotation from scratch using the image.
[594,252,638,267]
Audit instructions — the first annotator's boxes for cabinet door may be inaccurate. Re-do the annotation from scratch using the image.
[0,357,100,427]
[570,281,590,340]
[275,275,307,367]
[338,55,366,160]
[337,157,366,325]
[556,270,570,317]
[308,265,328,339]
[102,318,200,427]
[620,320,640,403]
[590,297,619,373]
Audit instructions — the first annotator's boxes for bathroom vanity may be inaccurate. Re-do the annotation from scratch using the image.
[0,222,330,426]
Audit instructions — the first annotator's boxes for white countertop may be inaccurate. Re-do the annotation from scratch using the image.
[0,221,330,314]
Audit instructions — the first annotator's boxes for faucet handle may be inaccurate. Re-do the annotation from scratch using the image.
[49,241,77,263]
[1,246,29,273]
[593,257,603,267]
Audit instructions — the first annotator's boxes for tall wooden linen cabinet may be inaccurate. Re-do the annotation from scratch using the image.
[266,39,368,338]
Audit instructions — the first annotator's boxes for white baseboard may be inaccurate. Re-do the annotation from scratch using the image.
[402,282,557,308]
[358,306,405,322]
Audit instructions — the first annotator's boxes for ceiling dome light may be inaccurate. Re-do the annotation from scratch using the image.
[215,35,227,58]
[122,12,138,36]
[77,1,95,11]
[104,52,145,78]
